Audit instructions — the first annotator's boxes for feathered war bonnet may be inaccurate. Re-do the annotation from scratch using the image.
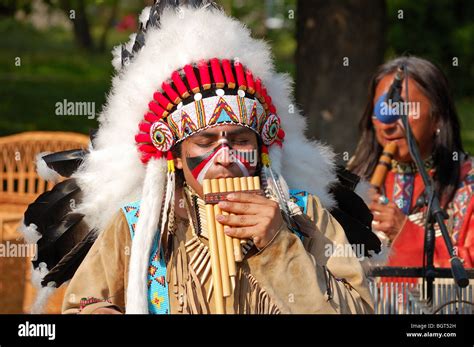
[73,0,340,313]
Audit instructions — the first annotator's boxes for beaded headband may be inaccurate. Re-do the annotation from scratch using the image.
[135,58,285,163]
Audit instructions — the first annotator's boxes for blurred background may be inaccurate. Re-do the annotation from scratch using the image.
[0,0,473,155]
[0,0,473,313]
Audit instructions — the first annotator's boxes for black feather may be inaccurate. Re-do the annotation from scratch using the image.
[23,179,82,233]
[37,213,85,253]
[123,0,221,67]
[42,149,87,177]
[329,169,381,256]
[34,213,87,270]
[41,228,97,287]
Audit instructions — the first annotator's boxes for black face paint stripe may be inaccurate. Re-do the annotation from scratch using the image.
[186,143,230,172]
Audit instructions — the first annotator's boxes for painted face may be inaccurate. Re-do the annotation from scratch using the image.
[372,73,438,162]
[175,124,259,197]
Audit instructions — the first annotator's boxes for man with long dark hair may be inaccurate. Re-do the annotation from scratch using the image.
[349,56,473,268]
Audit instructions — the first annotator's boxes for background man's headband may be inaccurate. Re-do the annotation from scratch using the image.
[135,58,285,163]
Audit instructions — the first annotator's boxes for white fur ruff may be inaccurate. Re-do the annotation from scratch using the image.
[125,158,167,313]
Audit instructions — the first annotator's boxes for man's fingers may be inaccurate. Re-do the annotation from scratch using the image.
[373,214,390,225]
[223,226,255,240]
[226,191,269,205]
[216,213,259,226]
[217,201,260,215]
[369,201,385,212]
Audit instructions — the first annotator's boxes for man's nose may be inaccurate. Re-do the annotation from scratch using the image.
[214,146,232,167]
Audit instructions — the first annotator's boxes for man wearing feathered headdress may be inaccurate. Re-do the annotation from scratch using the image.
[23,0,379,314]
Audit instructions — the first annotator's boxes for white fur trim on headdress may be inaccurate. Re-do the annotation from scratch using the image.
[126,158,167,313]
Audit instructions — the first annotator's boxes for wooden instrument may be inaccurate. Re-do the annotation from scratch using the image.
[202,176,262,314]
[370,142,397,190]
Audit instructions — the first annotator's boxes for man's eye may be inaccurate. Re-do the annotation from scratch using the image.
[196,142,213,148]
[233,139,249,145]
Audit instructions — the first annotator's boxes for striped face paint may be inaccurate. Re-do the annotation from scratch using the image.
[186,140,254,184]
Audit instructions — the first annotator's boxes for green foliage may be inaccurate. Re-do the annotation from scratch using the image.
[0,0,472,154]
[386,0,474,97]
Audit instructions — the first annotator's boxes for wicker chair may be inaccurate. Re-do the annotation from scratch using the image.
[0,131,89,313]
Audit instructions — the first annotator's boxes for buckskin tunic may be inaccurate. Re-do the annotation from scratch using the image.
[62,190,374,314]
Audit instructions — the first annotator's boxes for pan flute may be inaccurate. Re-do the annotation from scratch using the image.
[202,176,263,314]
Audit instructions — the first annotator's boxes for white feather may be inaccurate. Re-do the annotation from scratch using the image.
[138,6,151,28]
[18,221,42,244]
[29,262,57,314]
[35,152,61,183]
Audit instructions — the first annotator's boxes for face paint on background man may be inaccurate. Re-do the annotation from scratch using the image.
[186,140,252,184]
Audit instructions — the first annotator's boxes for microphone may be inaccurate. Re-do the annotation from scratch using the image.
[373,66,405,124]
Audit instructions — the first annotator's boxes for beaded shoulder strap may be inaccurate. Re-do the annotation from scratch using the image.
[121,201,170,314]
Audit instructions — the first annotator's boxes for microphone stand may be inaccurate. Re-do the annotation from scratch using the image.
[397,65,468,308]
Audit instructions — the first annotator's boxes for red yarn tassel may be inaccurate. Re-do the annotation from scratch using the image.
[210,58,225,89]
[234,61,247,91]
[222,59,236,89]
[161,81,181,104]
[153,92,174,111]
[171,71,190,99]
[184,64,200,94]
[198,60,211,90]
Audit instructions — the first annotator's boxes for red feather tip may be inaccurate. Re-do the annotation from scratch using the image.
[210,58,225,88]
[222,59,236,89]
[161,82,181,104]
[245,69,255,94]
[234,61,247,91]
[198,60,211,90]
[171,70,190,99]
[135,133,152,144]
[183,64,200,94]
[148,101,168,118]
[144,111,161,123]
[277,128,285,140]
[153,92,173,111]
[139,121,151,133]
[139,144,158,153]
